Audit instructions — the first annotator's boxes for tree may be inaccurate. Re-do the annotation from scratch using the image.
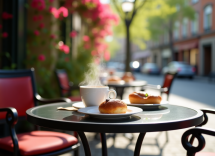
[146,0,195,61]
[111,0,149,72]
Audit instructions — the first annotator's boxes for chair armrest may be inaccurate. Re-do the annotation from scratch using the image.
[181,127,215,155]
[35,94,72,104]
[0,107,18,125]
[144,84,168,92]
[0,107,19,154]
[198,108,215,126]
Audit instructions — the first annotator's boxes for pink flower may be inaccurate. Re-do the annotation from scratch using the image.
[31,0,46,11]
[2,12,12,20]
[70,31,77,38]
[34,30,40,36]
[0,24,2,29]
[63,45,69,54]
[83,35,90,42]
[38,54,45,61]
[38,15,43,20]
[49,6,53,12]
[104,51,110,61]
[50,34,56,39]
[91,50,97,56]
[39,23,45,29]
[59,44,70,54]
[33,15,43,22]
[94,58,100,65]
[50,7,59,18]
[81,0,91,4]
[33,16,38,21]
[84,44,90,49]
[58,7,68,18]
[2,32,8,38]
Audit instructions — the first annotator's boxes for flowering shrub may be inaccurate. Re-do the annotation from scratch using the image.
[64,0,119,62]
[25,0,118,98]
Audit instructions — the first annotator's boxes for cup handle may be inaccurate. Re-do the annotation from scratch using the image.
[108,89,117,99]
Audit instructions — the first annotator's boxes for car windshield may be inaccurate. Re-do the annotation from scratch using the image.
[145,63,157,68]
[174,62,190,67]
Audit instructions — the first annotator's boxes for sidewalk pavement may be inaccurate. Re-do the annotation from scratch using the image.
[60,82,215,156]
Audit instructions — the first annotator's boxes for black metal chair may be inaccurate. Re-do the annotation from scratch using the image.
[182,108,215,156]
[55,69,81,101]
[0,68,80,156]
[140,72,177,143]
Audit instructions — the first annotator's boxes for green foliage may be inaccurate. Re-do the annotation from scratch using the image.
[56,45,93,86]
[146,0,195,40]
[111,0,195,48]
[111,0,151,49]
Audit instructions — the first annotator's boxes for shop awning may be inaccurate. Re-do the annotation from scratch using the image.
[175,42,198,51]
[132,51,151,60]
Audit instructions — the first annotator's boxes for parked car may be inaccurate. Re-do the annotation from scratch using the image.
[141,63,160,75]
[163,61,195,79]
[106,62,125,71]
[130,61,141,72]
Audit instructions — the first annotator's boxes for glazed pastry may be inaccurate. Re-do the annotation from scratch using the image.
[99,99,127,114]
[129,92,162,104]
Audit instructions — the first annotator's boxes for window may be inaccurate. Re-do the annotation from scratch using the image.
[204,5,212,31]
[174,22,179,40]
[192,0,199,4]
[164,34,169,44]
[182,18,188,37]
[191,12,199,35]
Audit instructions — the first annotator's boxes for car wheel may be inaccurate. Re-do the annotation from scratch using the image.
[189,76,194,79]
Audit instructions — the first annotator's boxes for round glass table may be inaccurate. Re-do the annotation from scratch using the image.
[26,102,203,156]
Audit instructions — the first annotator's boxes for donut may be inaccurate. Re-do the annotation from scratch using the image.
[122,72,135,83]
[99,99,127,114]
[129,92,162,104]
[107,76,121,83]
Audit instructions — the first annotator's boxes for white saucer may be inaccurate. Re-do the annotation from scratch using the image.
[77,106,142,119]
[72,102,85,109]
[122,99,168,110]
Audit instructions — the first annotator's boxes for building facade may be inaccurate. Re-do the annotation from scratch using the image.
[147,0,215,76]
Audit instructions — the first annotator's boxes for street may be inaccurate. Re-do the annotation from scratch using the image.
[62,73,215,156]
[134,73,215,110]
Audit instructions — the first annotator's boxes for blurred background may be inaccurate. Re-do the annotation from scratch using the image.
[0,0,215,97]
[0,0,215,155]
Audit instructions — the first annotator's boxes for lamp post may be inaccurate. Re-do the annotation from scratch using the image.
[121,1,134,72]
[113,0,147,72]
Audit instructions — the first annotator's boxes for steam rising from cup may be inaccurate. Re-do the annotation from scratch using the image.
[79,63,104,86]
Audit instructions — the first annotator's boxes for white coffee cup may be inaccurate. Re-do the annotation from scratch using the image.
[80,86,117,107]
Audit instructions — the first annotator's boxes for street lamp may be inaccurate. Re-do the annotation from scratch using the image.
[122,1,134,13]
[121,0,134,72]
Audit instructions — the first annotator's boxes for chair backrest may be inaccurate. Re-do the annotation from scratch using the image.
[161,72,177,95]
[0,69,37,120]
[55,69,71,97]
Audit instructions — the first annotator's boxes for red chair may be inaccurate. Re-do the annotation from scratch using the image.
[0,69,79,156]
[182,108,215,156]
[143,72,177,101]
[141,72,177,143]
[55,69,81,101]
